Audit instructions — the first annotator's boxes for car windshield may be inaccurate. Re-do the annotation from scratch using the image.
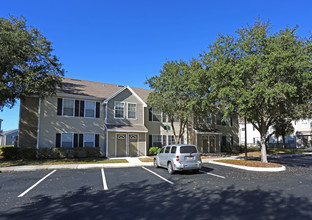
[180,146,197,153]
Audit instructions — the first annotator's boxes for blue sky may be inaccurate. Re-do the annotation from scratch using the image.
[1,0,312,131]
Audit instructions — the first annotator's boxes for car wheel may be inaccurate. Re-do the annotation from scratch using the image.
[154,159,159,168]
[167,162,174,175]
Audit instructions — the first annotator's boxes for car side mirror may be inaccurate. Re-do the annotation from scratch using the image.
[157,150,160,154]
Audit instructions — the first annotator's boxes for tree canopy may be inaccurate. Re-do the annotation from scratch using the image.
[0,15,64,110]
[202,19,312,162]
[146,60,208,144]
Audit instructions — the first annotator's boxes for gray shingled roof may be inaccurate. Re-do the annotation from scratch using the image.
[58,77,152,102]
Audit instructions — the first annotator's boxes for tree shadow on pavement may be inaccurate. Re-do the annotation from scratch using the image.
[1,181,311,220]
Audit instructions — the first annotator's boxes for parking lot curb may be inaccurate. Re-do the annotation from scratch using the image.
[0,162,154,173]
[209,160,286,172]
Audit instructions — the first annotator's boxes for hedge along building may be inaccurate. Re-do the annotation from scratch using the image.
[18,77,239,157]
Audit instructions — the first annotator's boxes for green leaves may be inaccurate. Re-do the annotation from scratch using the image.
[0,15,64,110]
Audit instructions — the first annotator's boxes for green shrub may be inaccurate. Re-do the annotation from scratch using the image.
[2,147,36,159]
[2,147,101,160]
[149,146,161,155]
[0,145,14,156]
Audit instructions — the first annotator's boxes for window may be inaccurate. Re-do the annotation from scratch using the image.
[170,146,177,154]
[152,135,162,148]
[63,99,74,116]
[169,136,176,145]
[150,108,162,121]
[169,135,184,145]
[198,115,205,124]
[180,146,197,153]
[165,147,170,153]
[114,102,125,118]
[160,147,165,153]
[150,135,166,147]
[241,127,245,131]
[85,101,95,118]
[198,113,212,124]
[253,126,256,131]
[62,133,73,148]
[127,103,137,119]
[84,133,95,147]
[217,115,231,126]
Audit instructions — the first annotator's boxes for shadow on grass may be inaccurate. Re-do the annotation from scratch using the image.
[2,181,311,220]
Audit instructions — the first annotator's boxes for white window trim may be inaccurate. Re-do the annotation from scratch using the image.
[83,132,95,148]
[84,100,96,118]
[127,102,137,120]
[61,132,74,148]
[114,101,125,119]
[62,98,75,117]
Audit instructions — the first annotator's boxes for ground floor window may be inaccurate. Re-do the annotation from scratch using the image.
[62,133,73,148]
[222,136,233,146]
[168,135,184,145]
[84,133,95,147]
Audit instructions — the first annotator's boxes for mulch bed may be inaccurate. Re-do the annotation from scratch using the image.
[216,159,282,167]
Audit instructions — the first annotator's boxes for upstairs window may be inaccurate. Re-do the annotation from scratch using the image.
[217,115,232,126]
[127,103,137,119]
[198,113,212,124]
[85,101,96,118]
[114,102,125,119]
[63,99,74,116]
[149,108,162,121]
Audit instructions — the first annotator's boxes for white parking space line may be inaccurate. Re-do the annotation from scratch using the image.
[199,170,226,179]
[142,167,174,185]
[101,168,108,190]
[18,170,56,198]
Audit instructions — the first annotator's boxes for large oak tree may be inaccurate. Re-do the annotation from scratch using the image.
[202,19,312,162]
[0,16,64,110]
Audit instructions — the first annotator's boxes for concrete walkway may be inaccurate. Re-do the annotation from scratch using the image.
[0,157,154,173]
[1,153,310,173]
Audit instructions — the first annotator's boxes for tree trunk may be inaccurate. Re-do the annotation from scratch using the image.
[282,135,286,149]
[276,136,279,148]
[260,126,268,163]
[244,117,247,160]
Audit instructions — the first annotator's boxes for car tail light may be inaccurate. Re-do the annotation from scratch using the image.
[199,154,202,160]
[176,155,179,161]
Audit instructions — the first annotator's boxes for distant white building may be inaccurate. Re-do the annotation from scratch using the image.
[239,118,312,148]
[0,129,19,146]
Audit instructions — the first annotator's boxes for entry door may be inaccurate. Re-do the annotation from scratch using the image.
[129,134,138,157]
[116,134,127,157]
[209,136,216,153]
[202,136,208,153]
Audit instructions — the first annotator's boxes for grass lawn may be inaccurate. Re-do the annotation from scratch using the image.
[216,159,282,167]
[139,157,154,162]
[0,158,128,167]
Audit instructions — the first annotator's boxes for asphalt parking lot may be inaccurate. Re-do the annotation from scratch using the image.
[1,155,312,220]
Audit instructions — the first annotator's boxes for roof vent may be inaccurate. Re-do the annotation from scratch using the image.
[117,85,124,87]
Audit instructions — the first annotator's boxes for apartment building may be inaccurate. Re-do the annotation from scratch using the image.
[19,77,238,157]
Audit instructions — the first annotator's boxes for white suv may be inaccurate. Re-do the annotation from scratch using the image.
[154,144,202,174]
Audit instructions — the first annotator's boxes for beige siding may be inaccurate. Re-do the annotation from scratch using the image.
[106,89,144,125]
[19,97,39,148]
[217,117,239,146]
[144,107,187,146]
[38,96,106,155]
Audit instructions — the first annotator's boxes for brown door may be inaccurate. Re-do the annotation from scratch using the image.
[202,136,208,153]
[116,134,126,157]
[129,134,138,157]
[209,136,215,153]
